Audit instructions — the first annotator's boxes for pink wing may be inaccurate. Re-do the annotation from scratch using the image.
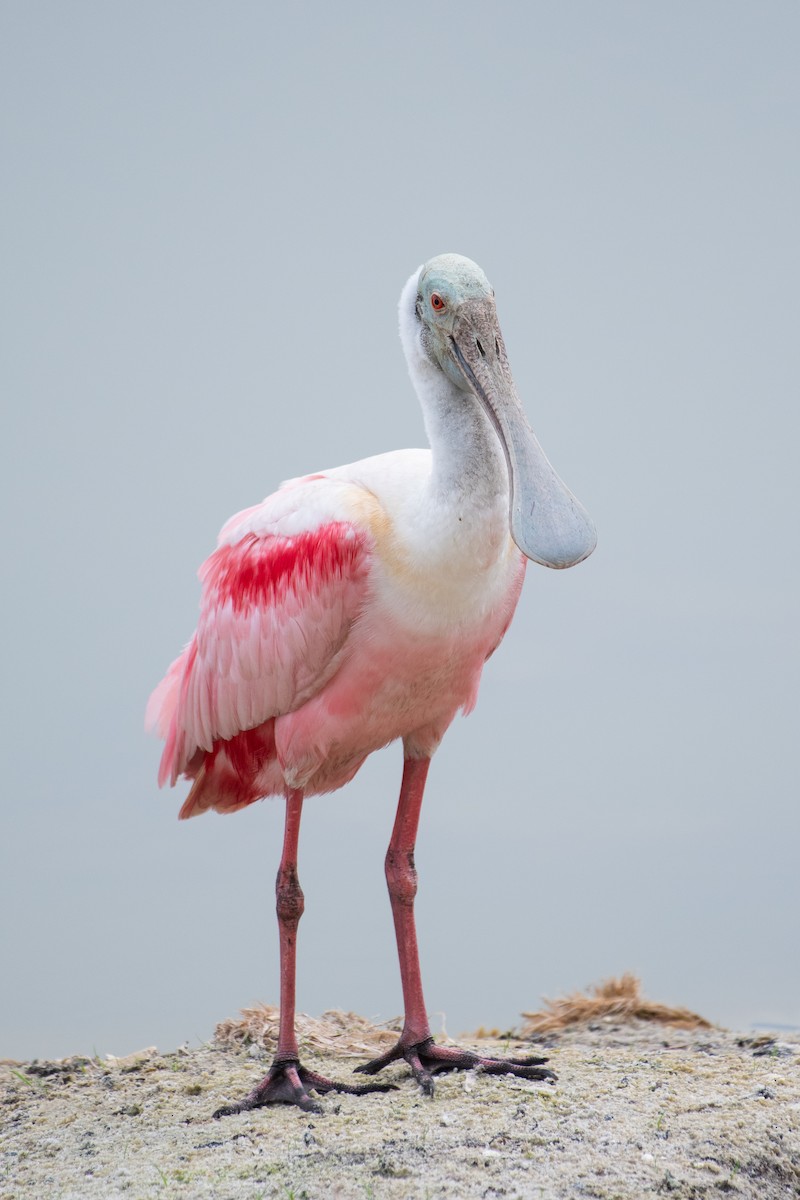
[147,518,372,810]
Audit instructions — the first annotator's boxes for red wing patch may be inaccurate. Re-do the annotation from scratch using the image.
[200,525,365,613]
[149,521,371,793]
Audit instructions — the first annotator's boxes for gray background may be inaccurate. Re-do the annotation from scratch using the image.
[2,2,798,1062]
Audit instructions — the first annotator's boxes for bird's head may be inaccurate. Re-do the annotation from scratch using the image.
[402,252,596,570]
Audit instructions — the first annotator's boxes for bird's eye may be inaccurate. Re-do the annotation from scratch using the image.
[430,293,446,312]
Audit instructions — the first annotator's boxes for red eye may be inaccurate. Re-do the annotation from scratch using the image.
[430,293,445,312]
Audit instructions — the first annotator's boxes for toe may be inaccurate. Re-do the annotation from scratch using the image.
[212,1102,243,1120]
[406,1049,436,1097]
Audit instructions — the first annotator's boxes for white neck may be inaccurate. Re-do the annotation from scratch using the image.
[398,268,508,509]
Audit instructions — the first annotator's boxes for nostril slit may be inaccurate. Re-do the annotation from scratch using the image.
[476,338,485,357]
[495,338,500,356]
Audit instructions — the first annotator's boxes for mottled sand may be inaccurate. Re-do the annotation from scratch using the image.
[2,1020,799,1199]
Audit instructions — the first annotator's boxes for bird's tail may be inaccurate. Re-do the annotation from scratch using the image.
[177,722,280,819]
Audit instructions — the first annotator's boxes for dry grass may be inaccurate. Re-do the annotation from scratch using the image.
[520,973,713,1034]
[216,976,711,1060]
[215,1004,401,1058]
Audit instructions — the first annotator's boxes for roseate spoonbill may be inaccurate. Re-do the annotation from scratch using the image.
[147,253,596,1114]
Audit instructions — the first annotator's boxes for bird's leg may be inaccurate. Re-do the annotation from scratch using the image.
[384,755,432,1046]
[355,756,556,1096]
[214,788,394,1117]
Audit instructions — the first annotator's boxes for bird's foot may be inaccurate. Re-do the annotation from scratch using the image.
[213,1058,397,1117]
[355,1036,556,1097]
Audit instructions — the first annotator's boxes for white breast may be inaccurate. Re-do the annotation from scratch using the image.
[332,450,522,636]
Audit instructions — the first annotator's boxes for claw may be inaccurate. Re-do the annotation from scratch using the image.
[406,1049,436,1097]
[212,1101,247,1119]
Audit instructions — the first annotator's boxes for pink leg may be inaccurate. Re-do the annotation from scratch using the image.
[356,757,557,1096]
[385,756,433,1047]
[274,787,304,1062]
[214,789,394,1117]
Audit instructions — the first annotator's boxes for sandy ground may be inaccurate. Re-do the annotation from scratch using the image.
[2,1020,799,1199]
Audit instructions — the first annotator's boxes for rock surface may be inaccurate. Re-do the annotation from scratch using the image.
[2,1021,799,1199]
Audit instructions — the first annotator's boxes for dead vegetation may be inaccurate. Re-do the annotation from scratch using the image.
[215,975,711,1062]
[214,1004,401,1058]
[520,973,713,1034]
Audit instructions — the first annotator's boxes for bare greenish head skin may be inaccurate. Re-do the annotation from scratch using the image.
[416,253,597,570]
[420,252,493,306]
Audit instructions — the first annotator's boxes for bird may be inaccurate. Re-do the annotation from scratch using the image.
[147,253,596,1115]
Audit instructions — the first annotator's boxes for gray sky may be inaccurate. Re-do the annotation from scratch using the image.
[2,1,798,1062]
